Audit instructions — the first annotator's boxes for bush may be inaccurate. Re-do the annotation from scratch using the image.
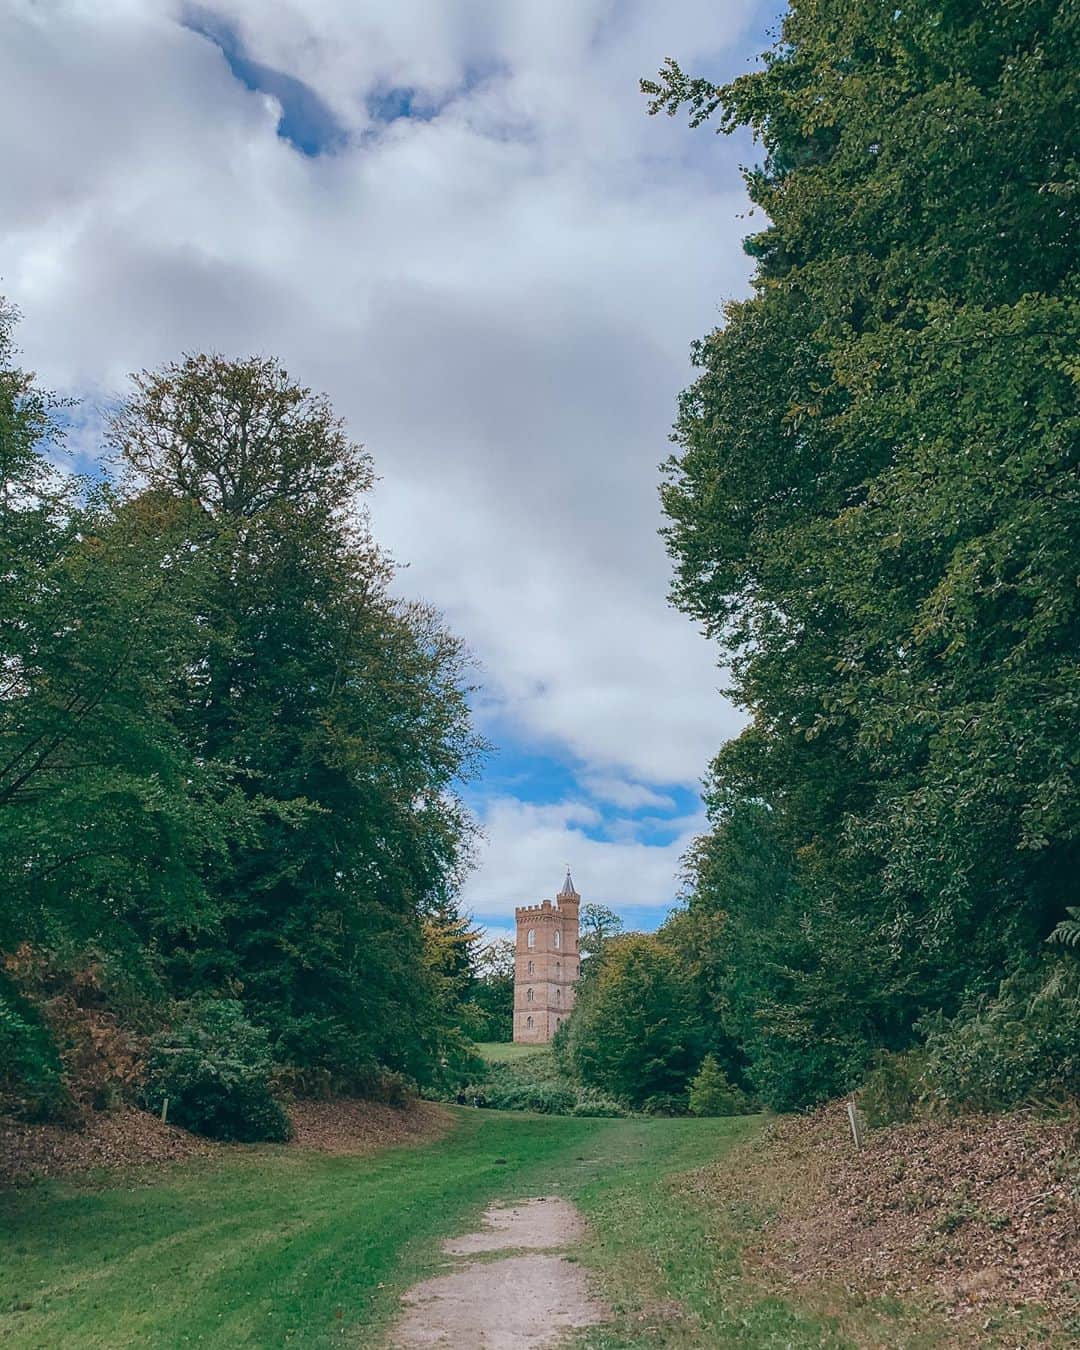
[561,934,706,1108]
[275,1061,415,1105]
[688,1054,751,1117]
[920,960,1080,1114]
[143,1000,292,1142]
[438,1046,629,1117]
[483,1082,577,1114]
[641,1092,690,1116]
[859,1050,930,1127]
[0,981,70,1121]
[568,1089,627,1118]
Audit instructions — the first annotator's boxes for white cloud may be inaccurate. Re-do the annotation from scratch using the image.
[580,773,676,811]
[462,795,704,921]
[0,0,759,910]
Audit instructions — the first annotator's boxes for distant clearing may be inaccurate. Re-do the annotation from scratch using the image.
[475,1040,546,1063]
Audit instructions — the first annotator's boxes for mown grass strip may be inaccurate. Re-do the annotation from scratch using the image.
[1,1110,598,1348]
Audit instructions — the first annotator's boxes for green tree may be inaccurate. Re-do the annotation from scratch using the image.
[110,353,484,1086]
[0,309,240,975]
[562,933,705,1108]
[645,0,1079,1107]
[463,938,516,1042]
[688,1054,747,1118]
[578,903,624,965]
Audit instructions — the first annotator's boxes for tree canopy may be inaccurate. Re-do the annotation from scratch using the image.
[1,322,484,1115]
[632,0,1079,1110]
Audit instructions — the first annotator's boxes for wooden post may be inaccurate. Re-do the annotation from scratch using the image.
[161,1096,169,1125]
[846,1099,863,1149]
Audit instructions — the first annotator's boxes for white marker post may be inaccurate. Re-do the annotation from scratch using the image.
[846,1099,863,1150]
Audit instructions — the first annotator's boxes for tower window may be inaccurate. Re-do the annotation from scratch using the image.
[527,987,534,1002]
[527,929,536,949]
[556,987,561,1003]
[526,1015,533,1030]
[553,930,561,949]
[555,961,561,977]
[527,960,534,974]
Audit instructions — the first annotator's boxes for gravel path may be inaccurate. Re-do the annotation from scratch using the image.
[389,1196,606,1348]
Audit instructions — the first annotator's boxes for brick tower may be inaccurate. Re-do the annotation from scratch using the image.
[513,871,581,1044]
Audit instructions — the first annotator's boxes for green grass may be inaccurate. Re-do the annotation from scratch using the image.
[0,1110,952,1349]
[474,1039,547,1063]
[1,1111,596,1349]
[564,1118,949,1348]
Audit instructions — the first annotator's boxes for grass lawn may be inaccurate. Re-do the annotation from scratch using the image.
[474,1039,546,1063]
[0,1110,952,1349]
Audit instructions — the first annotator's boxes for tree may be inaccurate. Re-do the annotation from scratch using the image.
[688,1054,747,1118]
[644,0,1079,1108]
[462,938,516,1042]
[110,354,483,1085]
[0,309,238,971]
[578,904,624,964]
[561,933,705,1108]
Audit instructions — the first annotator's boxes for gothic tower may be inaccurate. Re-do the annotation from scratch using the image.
[513,871,581,1044]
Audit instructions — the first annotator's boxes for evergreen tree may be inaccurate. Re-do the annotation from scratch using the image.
[688,1054,747,1118]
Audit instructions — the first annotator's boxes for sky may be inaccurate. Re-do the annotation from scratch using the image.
[1,0,781,941]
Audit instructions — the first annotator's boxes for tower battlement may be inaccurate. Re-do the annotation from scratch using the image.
[512,871,582,1044]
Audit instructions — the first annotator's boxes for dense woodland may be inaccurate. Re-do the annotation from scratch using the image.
[0,331,486,1133]
[2,0,1077,1137]
[559,0,1079,1118]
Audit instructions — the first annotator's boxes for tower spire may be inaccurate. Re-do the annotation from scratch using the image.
[558,868,578,900]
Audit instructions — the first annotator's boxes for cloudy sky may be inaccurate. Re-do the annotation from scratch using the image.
[2,0,779,938]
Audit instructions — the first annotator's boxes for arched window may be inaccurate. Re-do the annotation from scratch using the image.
[556,987,561,1003]
[527,960,534,975]
[526,1015,533,1030]
[555,961,561,978]
[553,929,561,949]
[556,1017,561,1028]
[526,987,534,1002]
[527,929,536,949]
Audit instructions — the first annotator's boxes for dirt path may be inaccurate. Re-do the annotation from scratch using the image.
[389,1195,607,1348]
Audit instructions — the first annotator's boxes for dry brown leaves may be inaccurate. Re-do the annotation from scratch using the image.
[288,1097,452,1154]
[687,1103,1080,1341]
[0,1097,452,1188]
[0,1105,215,1185]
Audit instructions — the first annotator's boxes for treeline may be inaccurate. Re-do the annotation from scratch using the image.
[564,0,1079,1117]
[0,316,484,1129]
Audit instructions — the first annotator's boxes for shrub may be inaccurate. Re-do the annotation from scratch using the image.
[275,1061,415,1105]
[483,1082,577,1114]
[568,1089,627,1118]
[437,1046,629,1117]
[688,1054,751,1117]
[859,1050,930,1127]
[561,934,706,1108]
[641,1091,690,1116]
[0,981,70,1121]
[920,959,1080,1113]
[142,1000,292,1142]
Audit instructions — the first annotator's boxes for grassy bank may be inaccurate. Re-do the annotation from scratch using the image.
[1,1110,597,1348]
[473,1040,545,1063]
[1,1108,983,1349]
[569,1118,932,1348]
[464,1041,626,1115]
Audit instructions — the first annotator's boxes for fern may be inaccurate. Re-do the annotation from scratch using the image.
[1047,907,1080,953]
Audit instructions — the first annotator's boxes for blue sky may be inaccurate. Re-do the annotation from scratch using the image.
[1,0,784,938]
